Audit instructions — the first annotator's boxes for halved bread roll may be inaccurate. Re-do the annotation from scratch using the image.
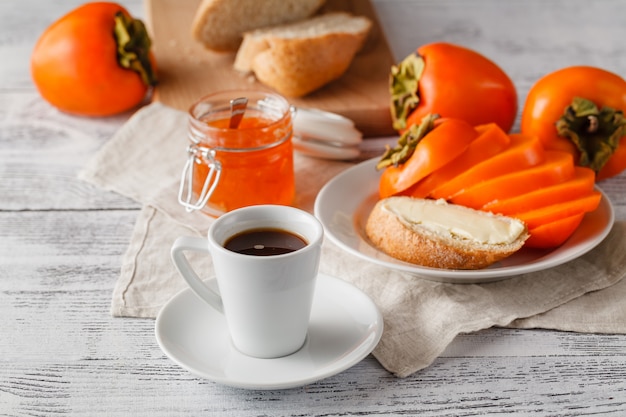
[365,197,529,270]
[234,12,372,97]
[192,0,326,52]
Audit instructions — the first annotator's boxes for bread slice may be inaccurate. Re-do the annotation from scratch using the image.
[234,12,372,97]
[191,0,326,52]
[365,197,529,270]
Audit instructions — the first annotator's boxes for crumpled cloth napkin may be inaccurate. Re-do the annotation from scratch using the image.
[79,102,626,378]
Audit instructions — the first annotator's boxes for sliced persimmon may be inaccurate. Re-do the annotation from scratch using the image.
[403,123,510,198]
[515,192,602,230]
[379,118,478,198]
[429,133,545,200]
[449,151,576,209]
[525,213,586,248]
[482,166,596,215]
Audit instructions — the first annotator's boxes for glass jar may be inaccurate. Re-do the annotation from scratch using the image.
[178,90,295,217]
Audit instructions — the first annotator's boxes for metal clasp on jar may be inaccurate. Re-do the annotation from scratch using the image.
[177,143,222,212]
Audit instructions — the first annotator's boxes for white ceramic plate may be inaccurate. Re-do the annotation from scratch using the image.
[314,158,615,284]
[155,273,383,390]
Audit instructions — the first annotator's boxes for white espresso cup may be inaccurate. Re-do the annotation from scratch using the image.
[170,205,323,359]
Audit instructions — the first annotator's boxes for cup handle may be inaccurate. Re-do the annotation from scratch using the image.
[170,236,224,313]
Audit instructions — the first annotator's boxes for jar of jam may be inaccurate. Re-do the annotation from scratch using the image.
[178,90,295,217]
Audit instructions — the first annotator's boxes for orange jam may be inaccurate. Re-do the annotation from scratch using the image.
[184,91,295,216]
[193,116,294,214]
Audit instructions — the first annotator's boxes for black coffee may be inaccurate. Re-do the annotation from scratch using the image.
[224,228,307,256]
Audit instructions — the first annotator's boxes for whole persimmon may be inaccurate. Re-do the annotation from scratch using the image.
[390,42,517,133]
[521,66,626,180]
[31,2,157,117]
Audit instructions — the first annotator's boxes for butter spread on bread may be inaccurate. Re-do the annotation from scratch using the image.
[234,12,372,97]
[385,197,525,245]
[365,196,529,270]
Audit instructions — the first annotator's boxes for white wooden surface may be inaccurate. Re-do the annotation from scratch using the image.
[2,0,626,415]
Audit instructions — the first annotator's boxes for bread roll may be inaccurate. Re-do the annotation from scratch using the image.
[234,12,372,97]
[192,0,326,52]
[365,197,529,270]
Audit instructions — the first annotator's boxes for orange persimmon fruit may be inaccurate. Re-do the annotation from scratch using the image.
[521,66,626,180]
[515,192,602,230]
[390,42,517,133]
[403,123,510,199]
[378,117,478,198]
[525,213,586,248]
[429,133,545,200]
[482,166,596,215]
[31,2,157,116]
[449,151,576,209]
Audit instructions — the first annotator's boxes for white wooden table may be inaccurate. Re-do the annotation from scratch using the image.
[2,0,626,415]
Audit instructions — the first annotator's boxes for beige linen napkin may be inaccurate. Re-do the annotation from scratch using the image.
[80,103,626,378]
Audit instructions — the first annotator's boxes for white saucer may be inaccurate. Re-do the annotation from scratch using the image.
[155,273,383,390]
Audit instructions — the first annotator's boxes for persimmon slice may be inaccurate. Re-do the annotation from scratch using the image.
[515,192,602,230]
[430,133,545,200]
[482,166,596,215]
[379,118,477,198]
[403,123,510,198]
[525,213,586,248]
[449,151,576,209]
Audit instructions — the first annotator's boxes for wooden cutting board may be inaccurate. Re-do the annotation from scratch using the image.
[144,0,396,137]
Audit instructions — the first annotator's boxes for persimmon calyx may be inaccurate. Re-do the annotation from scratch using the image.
[556,96,626,173]
[390,53,424,131]
[377,114,439,170]
[114,12,158,87]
